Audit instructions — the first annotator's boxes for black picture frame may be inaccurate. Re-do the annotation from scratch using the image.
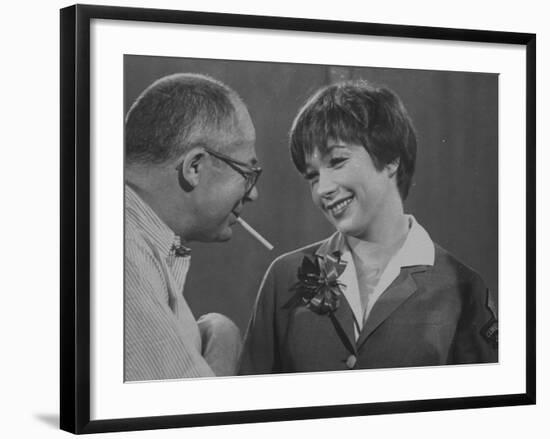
[60,3,536,434]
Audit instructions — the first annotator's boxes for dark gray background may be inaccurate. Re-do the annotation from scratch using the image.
[124,55,498,332]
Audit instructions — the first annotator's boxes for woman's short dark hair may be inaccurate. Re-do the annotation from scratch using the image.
[125,73,239,166]
[289,80,417,200]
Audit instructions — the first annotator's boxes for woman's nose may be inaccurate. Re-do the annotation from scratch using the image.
[316,169,337,197]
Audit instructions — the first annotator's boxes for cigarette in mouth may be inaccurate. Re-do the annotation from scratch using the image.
[236,217,274,251]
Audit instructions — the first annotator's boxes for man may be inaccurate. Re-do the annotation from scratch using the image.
[125,73,261,381]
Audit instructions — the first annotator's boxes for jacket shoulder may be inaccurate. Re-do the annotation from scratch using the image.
[431,243,487,290]
[267,239,325,276]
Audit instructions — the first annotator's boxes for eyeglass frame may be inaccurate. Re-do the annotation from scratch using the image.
[175,146,262,197]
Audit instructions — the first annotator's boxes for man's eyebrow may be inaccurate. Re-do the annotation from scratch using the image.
[221,139,259,166]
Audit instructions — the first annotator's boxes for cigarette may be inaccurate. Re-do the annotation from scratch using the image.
[236,217,274,251]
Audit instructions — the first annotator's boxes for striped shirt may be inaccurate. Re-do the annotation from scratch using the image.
[124,185,214,381]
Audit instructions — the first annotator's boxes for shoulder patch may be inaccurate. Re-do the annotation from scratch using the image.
[485,288,498,319]
[481,289,498,348]
[481,317,498,348]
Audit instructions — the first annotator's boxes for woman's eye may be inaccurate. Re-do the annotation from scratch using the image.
[304,171,319,185]
[304,172,318,182]
[329,157,347,167]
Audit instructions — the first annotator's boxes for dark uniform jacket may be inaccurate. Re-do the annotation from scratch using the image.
[239,225,498,375]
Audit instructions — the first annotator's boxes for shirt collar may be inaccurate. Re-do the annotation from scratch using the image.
[315,231,346,258]
[125,184,190,259]
[393,215,435,268]
[316,215,434,268]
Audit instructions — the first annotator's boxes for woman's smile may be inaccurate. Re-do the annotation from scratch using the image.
[325,195,354,217]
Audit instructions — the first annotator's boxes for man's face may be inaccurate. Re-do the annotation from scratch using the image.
[304,141,396,241]
[190,101,259,243]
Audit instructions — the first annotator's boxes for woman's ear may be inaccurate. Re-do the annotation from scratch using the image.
[386,158,400,179]
[177,147,206,192]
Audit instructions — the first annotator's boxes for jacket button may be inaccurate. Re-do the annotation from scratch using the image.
[345,354,357,369]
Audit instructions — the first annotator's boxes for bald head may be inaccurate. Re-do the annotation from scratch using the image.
[125,73,245,167]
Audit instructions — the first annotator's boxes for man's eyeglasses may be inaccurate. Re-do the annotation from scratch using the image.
[176,146,262,197]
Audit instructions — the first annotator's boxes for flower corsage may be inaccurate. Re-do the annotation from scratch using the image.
[287,251,347,315]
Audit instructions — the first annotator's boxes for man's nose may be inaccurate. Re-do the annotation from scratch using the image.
[246,185,259,202]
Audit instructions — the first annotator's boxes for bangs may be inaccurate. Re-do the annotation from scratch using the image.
[290,91,371,173]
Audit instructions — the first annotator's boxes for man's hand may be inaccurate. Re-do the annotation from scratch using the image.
[197,313,242,376]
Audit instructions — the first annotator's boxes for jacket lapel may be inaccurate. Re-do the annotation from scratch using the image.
[315,233,359,354]
[356,267,425,349]
[330,295,357,355]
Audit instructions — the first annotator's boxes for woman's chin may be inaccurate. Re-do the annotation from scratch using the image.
[332,214,372,239]
[333,219,359,237]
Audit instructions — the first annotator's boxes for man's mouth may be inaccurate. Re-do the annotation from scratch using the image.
[230,209,241,224]
[326,196,354,216]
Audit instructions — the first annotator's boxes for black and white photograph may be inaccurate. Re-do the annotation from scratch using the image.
[53,2,539,436]
[123,55,499,382]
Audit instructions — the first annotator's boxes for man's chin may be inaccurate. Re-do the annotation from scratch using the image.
[215,230,233,242]
[199,227,233,243]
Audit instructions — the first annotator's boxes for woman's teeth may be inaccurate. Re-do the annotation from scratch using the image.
[329,197,353,215]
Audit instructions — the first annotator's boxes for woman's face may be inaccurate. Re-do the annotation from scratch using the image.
[303,141,397,241]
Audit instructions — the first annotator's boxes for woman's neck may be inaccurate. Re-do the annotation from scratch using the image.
[348,214,409,258]
[354,191,409,247]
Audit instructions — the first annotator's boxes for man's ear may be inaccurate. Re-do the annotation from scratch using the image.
[386,158,400,179]
[177,147,206,191]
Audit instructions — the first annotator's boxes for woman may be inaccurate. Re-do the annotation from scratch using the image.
[239,80,497,374]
